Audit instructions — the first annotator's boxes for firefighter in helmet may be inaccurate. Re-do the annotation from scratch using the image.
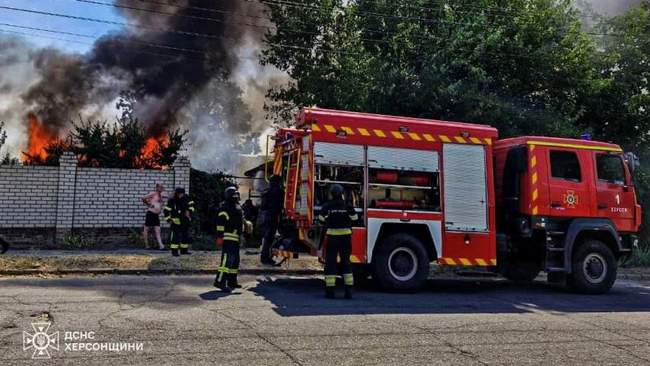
[163,187,195,256]
[214,186,247,292]
[319,184,358,299]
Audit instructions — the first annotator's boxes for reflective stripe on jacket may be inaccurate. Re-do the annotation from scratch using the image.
[318,199,357,236]
[163,195,195,226]
[216,202,244,243]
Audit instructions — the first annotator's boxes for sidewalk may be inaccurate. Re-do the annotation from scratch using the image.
[0,249,322,276]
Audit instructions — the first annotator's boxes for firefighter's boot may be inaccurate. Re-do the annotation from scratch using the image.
[213,276,232,293]
[171,249,180,257]
[0,239,8,254]
[343,273,353,299]
[324,275,336,298]
[180,247,191,255]
[228,275,242,289]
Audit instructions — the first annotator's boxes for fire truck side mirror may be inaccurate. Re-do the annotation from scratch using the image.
[624,152,640,175]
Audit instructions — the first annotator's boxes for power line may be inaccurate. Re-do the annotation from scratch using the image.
[0,5,367,56]
[0,22,208,55]
[75,0,276,29]
[82,0,620,41]
[0,3,624,62]
[0,28,193,61]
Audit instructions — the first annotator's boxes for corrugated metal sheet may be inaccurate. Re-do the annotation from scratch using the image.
[314,142,364,166]
[443,144,488,232]
[368,147,439,172]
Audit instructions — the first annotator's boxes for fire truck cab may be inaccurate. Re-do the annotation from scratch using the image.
[269,108,641,294]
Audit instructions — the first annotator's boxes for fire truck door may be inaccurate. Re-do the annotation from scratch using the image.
[546,149,592,217]
[595,153,636,232]
[443,144,488,232]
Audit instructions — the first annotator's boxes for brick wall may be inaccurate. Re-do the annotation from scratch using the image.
[0,152,191,247]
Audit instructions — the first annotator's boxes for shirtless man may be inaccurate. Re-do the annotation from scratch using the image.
[142,183,166,250]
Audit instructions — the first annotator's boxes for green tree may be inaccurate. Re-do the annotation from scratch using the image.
[189,168,236,235]
[0,121,18,165]
[69,117,187,169]
[262,0,598,138]
[587,2,650,246]
[584,2,650,150]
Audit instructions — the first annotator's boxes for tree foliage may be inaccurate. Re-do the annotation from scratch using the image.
[262,0,650,245]
[262,0,598,138]
[0,121,18,165]
[189,168,236,235]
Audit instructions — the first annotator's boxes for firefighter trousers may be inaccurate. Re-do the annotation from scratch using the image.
[169,224,191,252]
[216,241,240,287]
[260,212,279,263]
[324,234,353,288]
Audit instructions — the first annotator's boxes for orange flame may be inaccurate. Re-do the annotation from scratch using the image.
[137,135,169,168]
[22,114,58,162]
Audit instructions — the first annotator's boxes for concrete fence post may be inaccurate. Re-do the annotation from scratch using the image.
[173,156,191,194]
[55,152,77,243]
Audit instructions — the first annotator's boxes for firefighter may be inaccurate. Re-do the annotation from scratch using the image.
[163,187,195,257]
[259,175,284,266]
[214,186,245,292]
[319,184,358,299]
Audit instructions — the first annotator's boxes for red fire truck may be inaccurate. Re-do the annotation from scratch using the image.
[267,108,641,294]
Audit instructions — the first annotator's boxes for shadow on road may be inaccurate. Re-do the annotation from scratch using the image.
[248,276,650,317]
[2,275,648,317]
[199,290,241,300]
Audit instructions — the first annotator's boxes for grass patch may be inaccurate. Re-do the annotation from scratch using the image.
[0,252,322,272]
[626,246,650,267]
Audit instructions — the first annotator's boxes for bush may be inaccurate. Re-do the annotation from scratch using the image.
[189,168,235,235]
[61,233,92,250]
[626,246,650,267]
[191,233,217,252]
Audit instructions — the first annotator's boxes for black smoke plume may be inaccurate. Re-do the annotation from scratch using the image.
[20,0,270,143]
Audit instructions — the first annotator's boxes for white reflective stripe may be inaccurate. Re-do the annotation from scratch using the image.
[349,214,359,220]
[218,212,230,220]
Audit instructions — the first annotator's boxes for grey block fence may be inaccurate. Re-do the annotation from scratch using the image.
[0,152,190,247]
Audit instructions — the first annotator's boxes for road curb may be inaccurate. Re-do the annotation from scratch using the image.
[0,268,323,277]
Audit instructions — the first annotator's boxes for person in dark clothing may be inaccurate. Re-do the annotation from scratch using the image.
[214,186,245,292]
[259,175,284,265]
[242,197,259,255]
[0,236,9,254]
[318,184,358,299]
[163,187,195,257]
[242,198,258,225]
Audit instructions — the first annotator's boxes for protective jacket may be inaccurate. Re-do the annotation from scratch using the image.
[216,201,244,244]
[318,199,358,236]
[164,195,195,226]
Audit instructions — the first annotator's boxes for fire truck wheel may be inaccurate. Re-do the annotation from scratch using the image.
[372,234,429,292]
[568,239,617,294]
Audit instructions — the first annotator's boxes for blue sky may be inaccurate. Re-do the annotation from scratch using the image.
[0,0,125,53]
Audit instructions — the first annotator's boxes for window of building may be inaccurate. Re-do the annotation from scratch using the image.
[550,151,581,182]
[597,154,625,184]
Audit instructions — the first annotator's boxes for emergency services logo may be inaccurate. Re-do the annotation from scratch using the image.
[563,190,579,208]
[23,322,59,359]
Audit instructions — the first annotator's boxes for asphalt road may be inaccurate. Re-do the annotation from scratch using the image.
[1,274,650,365]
